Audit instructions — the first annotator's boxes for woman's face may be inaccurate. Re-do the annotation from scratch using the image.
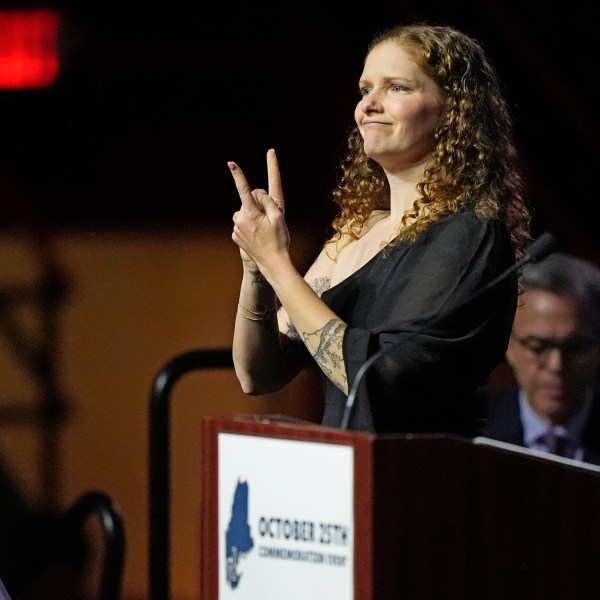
[355,40,445,173]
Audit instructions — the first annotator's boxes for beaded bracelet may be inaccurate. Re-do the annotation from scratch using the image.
[238,302,278,321]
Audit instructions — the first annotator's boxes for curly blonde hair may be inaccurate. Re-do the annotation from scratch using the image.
[328,23,531,259]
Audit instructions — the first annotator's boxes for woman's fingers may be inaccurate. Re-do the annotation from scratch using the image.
[259,195,283,219]
[266,149,284,213]
[228,150,284,213]
[227,161,261,213]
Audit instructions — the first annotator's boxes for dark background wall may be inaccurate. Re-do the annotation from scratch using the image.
[1,0,599,259]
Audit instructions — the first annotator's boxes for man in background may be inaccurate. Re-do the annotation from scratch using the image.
[484,251,600,465]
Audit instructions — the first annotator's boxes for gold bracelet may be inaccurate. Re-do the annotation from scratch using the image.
[239,312,268,322]
[238,302,278,317]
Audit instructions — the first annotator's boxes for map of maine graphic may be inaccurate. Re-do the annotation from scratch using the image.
[225,479,254,589]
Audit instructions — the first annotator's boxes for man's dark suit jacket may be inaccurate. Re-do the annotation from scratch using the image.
[483,386,600,466]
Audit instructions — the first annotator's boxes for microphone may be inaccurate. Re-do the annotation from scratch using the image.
[522,231,556,264]
[339,231,557,431]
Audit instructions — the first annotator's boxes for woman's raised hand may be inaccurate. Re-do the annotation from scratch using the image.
[229,149,288,269]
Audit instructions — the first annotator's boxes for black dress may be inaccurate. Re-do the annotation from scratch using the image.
[320,208,517,436]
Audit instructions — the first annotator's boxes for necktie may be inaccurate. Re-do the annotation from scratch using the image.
[542,430,567,457]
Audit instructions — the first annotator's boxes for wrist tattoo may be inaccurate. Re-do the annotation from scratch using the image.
[285,319,301,341]
[248,268,268,285]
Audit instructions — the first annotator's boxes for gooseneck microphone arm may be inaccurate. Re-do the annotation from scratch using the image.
[339,232,557,431]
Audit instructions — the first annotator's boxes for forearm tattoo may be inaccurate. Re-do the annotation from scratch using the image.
[303,319,347,393]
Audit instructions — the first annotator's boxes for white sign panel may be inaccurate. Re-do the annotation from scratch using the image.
[217,433,354,599]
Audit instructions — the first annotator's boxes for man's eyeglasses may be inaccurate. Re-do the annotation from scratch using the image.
[511,333,599,363]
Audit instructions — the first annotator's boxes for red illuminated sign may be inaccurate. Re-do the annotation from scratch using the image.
[0,9,61,90]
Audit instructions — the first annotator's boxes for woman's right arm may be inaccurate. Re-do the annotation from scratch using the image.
[233,259,310,395]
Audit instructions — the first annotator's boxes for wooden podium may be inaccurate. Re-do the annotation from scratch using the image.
[201,414,600,599]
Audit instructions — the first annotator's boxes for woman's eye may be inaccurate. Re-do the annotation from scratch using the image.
[359,87,371,97]
[391,84,406,93]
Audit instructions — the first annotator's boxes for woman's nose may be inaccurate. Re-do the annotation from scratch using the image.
[361,92,382,113]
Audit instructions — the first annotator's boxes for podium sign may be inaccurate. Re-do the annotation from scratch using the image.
[217,433,354,599]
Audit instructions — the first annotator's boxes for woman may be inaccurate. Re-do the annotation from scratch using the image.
[229,23,531,435]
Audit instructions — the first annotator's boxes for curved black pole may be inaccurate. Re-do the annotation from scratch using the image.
[149,348,234,600]
[62,489,126,600]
